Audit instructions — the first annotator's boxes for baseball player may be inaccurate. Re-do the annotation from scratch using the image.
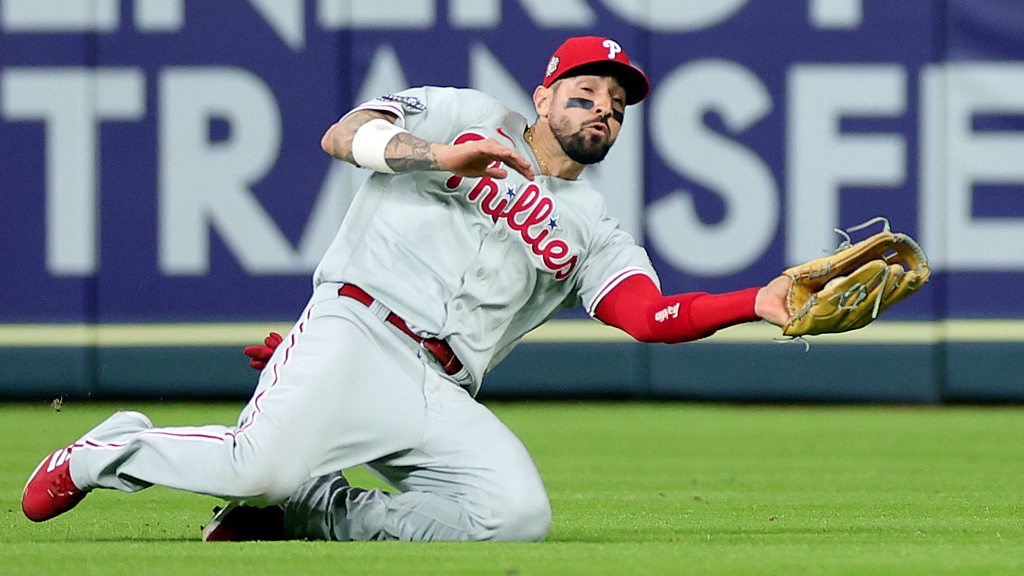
[22,36,792,541]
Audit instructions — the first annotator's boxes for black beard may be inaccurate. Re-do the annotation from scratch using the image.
[552,126,612,165]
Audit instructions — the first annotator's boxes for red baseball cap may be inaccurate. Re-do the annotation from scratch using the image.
[542,36,650,105]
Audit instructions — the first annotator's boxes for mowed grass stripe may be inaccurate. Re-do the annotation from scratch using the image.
[0,401,1021,576]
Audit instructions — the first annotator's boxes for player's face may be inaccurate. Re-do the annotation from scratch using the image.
[548,75,627,165]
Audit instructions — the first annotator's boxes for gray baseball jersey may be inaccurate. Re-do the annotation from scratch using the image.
[314,86,658,394]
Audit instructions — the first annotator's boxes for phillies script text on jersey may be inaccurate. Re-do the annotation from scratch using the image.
[445,132,578,281]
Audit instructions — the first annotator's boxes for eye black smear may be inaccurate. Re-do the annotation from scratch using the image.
[567,97,624,124]
[566,97,594,110]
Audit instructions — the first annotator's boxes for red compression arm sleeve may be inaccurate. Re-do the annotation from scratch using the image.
[594,275,761,343]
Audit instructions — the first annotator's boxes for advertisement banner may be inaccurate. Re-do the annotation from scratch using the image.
[3,0,1024,327]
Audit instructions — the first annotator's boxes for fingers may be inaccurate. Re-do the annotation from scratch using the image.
[243,345,267,359]
[243,345,273,360]
[244,331,282,372]
[265,331,283,349]
[484,166,510,180]
[487,145,534,181]
[455,139,535,181]
[243,345,273,371]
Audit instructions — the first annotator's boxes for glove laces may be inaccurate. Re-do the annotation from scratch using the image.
[831,216,890,252]
[773,335,810,352]
[833,217,893,319]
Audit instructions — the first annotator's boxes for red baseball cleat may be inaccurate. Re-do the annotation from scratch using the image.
[22,446,89,522]
[201,502,286,542]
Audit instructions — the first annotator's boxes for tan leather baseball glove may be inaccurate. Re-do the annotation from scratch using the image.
[782,218,931,337]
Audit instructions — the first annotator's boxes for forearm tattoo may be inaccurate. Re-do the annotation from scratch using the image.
[384,132,440,172]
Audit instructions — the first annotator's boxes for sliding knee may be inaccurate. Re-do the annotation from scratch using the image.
[228,459,309,506]
[489,489,552,542]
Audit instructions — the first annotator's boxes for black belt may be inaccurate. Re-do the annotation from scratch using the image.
[338,285,464,376]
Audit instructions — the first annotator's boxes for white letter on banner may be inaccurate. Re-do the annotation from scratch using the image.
[247,0,305,51]
[922,63,1024,271]
[598,0,748,32]
[786,64,907,265]
[447,0,594,28]
[159,67,296,275]
[134,0,185,32]
[1,0,119,32]
[447,0,501,28]
[808,0,863,30]
[1,68,145,276]
[317,0,435,29]
[646,59,777,275]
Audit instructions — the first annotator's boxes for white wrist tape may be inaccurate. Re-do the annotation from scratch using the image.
[351,118,408,174]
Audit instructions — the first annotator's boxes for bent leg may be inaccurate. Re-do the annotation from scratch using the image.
[284,373,551,542]
[69,411,312,505]
[68,285,432,506]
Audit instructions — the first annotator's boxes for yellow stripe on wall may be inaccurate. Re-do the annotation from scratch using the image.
[1,320,1024,347]
[0,323,293,348]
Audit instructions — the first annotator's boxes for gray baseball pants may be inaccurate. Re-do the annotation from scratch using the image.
[67,282,551,541]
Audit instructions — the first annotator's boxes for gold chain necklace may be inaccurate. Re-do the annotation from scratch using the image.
[524,126,548,176]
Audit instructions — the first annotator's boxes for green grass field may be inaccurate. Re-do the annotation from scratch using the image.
[1,401,1022,575]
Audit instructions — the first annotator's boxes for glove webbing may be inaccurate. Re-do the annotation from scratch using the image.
[828,217,893,319]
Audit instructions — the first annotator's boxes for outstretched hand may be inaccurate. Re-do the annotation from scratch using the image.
[435,139,535,181]
[755,275,792,327]
[243,332,283,371]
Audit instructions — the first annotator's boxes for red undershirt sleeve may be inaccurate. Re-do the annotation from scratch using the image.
[593,274,761,343]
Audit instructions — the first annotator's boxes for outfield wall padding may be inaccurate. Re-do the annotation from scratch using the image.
[1,341,1020,403]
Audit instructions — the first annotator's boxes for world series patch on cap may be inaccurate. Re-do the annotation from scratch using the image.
[543,36,650,105]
